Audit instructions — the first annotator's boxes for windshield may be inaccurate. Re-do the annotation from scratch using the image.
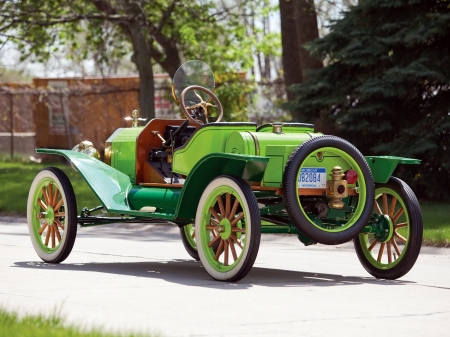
[172,60,215,106]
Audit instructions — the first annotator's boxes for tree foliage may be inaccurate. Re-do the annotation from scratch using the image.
[290,0,450,200]
[0,0,269,120]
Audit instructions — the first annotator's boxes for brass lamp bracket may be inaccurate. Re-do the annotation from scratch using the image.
[124,109,146,127]
[326,166,348,209]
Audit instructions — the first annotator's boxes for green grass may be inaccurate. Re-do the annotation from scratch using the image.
[0,161,449,246]
[0,161,101,216]
[0,309,155,337]
[421,201,450,247]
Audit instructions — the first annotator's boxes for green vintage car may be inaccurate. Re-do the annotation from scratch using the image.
[27,61,423,282]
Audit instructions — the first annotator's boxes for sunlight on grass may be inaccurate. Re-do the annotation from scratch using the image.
[421,201,450,247]
[0,308,157,337]
[0,162,101,215]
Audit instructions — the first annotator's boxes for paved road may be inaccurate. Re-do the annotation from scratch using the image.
[1,217,449,336]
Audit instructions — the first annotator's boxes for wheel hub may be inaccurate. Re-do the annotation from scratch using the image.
[45,206,55,225]
[219,218,232,239]
[374,214,393,242]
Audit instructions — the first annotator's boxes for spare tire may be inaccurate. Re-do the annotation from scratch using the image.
[282,136,375,245]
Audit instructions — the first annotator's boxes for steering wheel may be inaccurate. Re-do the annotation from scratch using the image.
[180,85,223,126]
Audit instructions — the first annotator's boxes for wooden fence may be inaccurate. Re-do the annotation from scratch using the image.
[0,75,176,157]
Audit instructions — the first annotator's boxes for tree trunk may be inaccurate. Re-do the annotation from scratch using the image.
[295,0,322,78]
[89,0,156,120]
[279,0,303,103]
[263,14,271,81]
[136,58,155,121]
[129,27,155,120]
[280,0,322,122]
[155,47,182,79]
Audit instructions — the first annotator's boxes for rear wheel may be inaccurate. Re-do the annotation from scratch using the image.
[196,175,261,281]
[283,136,375,245]
[27,167,77,263]
[180,224,199,260]
[354,177,422,279]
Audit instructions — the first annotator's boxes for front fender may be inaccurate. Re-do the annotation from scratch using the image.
[175,153,269,220]
[36,149,132,212]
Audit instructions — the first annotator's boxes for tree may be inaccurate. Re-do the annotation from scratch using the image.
[0,0,255,119]
[290,0,450,200]
[279,0,322,121]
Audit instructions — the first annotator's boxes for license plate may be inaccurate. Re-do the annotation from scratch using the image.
[298,168,326,188]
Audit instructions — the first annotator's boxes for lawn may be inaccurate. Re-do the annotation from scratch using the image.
[0,309,155,337]
[0,161,101,215]
[421,201,450,247]
[0,161,449,246]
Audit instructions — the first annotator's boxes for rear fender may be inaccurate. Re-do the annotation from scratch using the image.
[365,156,421,183]
[175,153,269,220]
[36,149,132,212]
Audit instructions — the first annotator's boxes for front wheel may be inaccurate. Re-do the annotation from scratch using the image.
[354,177,423,279]
[195,175,261,282]
[27,167,78,263]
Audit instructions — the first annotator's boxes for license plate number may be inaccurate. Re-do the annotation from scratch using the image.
[298,168,326,188]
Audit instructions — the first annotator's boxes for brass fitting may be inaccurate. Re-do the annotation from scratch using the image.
[131,109,139,128]
[124,109,146,127]
[272,123,283,134]
[326,166,348,209]
[151,131,166,144]
[104,146,112,165]
[72,140,100,160]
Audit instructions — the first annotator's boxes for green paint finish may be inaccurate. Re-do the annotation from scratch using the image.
[259,202,286,216]
[257,125,315,133]
[175,153,269,220]
[127,185,181,214]
[105,128,125,143]
[260,223,315,245]
[225,132,322,187]
[263,145,297,186]
[361,214,395,237]
[37,149,132,212]
[105,208,175,220]
[173,124,257,176]
[358,186,410,270]
[219,218,232,239]
[199,184,246,272]
[225,132,256,156]
[225,132,319,157]
[374,215,394,243]
[254,132,319,157]
[365,156,421,183]
[260,222,300,234]
[297,147,368,233]
[45,206,55,224]
[30,177,63,253]
[110,127,143,182]
[183,224,197,250]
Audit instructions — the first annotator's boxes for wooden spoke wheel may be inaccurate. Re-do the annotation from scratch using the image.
[354,177,423,279]
[27,167,77,263]
[195,175,260,282]
[180,224,200,260]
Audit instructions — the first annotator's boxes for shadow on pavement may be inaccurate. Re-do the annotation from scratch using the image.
[13,260,414,289]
